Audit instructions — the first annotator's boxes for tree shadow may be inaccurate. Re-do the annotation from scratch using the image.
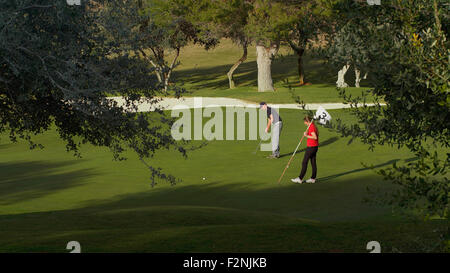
[319,156,419,182]
[404,157,419,163]
[0,170,435,252]
[277,54,338,86]
[278,136,339,159]
[319,159,401,182]
[173,59,258,89]
[0,160,95,205]
[173,54,338,90]
[0,144,12,150]
[0,174,392,229]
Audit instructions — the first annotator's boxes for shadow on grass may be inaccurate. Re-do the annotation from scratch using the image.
[318,157,419,182]
[0,171,443,252]
[278,136,339,159]
[0,174,391,230]
[173,54,340,90]
[72,174,394,225]
[0,144,12,150]
[0,160,95,205]
[319,159,399,182]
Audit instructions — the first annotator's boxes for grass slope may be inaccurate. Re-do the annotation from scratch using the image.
[0,109,446,252]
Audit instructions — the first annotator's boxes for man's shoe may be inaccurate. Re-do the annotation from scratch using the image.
[306,178,316,183]
[266,154,277,159]
[291,177,302,184]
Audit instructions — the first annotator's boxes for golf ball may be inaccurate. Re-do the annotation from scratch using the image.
[202,177,206,180]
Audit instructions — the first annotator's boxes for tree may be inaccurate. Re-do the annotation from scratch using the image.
[327,22,371,87]
[245,0,288,92]
[322,0,373,88]
[245,0,330,91]
[0,0,186,186]
[138,0,217,91]
[200,0,253,89]
[326,0,449,217]
[280,0,332,86]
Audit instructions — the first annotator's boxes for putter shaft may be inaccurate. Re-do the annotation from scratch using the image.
[253,139,263,154]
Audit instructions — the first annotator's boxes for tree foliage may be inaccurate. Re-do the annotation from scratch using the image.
[244,0,288,47]
[243,0,332,87]
[325,0,449,217]
[137,0,217,90]
[279,0,333,85]
[189,0,253,89]
[0,0,187,186]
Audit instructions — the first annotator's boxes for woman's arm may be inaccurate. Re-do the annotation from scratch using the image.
[303,131,317,140]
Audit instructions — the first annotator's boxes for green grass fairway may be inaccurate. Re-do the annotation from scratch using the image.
[0,109,446,252]
[166,39,375,104]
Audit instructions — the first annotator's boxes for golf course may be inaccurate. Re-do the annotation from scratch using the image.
[0,107,447,253]
[0,38,448,252]
[0,39,447,253]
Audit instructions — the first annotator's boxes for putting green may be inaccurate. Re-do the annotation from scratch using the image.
[0,109,447,252]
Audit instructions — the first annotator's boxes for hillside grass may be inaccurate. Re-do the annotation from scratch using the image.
[0,108,446,253]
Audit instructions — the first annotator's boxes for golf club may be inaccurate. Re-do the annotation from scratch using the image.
[252,139,263,154]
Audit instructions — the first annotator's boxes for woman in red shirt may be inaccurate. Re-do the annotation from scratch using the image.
[291,116,319,184]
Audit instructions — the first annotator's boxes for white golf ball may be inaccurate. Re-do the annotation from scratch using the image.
[202,177,206,180]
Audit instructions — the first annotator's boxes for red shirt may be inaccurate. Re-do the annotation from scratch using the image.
[306,123,319,147]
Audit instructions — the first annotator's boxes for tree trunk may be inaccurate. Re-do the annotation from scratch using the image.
[140,49,162,83]
[227,43,248,89]
[256,44,278,92]
[336,63,350,88]
[289,41,306,85]
[354,67,368,87]
[164,47,180,92]
[354,66,361,87]
[297,49,305,85]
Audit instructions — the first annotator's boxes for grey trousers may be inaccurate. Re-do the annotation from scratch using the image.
[272,121,282,156]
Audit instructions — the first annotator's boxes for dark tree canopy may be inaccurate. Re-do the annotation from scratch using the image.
[324,0,449,217]
[0,0,187,186]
